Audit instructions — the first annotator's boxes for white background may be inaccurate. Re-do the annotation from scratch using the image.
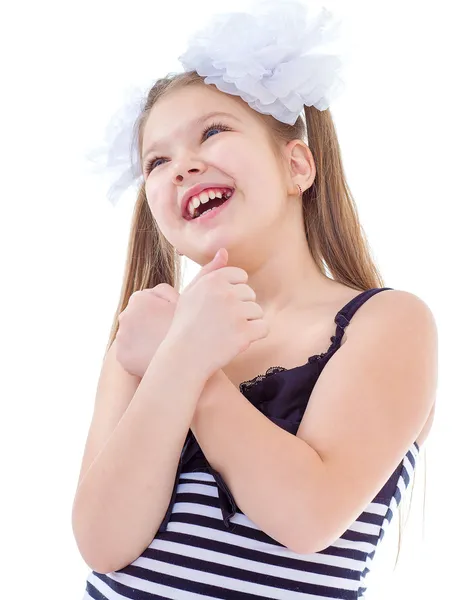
[1,0,470,598]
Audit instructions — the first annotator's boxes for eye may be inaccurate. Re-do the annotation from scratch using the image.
[202,121,232,140]
[143,121,232,176]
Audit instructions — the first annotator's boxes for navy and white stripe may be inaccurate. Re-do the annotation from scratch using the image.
[83,442,420,600]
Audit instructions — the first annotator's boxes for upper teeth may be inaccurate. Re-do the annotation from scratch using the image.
[187,188,233,218]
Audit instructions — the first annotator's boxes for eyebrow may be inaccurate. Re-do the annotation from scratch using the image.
[142,111,242,159]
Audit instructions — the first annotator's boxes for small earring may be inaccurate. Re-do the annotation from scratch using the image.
[296,184,303,197]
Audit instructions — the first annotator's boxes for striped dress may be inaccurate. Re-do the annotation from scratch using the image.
[82,287,421,600]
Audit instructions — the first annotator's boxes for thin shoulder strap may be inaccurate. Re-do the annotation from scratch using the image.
[310,287,394,362]
[333,287,394,344]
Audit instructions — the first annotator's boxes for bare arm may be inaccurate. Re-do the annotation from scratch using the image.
[71,337,209,574]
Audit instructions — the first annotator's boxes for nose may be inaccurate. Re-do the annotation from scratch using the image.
[172,156,207,184]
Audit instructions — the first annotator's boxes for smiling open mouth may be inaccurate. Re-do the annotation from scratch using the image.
[186,189,234,221]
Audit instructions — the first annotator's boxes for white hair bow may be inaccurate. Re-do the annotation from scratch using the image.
[86,0,349,207]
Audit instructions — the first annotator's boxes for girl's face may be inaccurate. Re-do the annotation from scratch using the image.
[141,84,293,265]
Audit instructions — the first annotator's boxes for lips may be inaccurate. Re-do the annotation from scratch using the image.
[189,191,234,223]
[181,183,234,219]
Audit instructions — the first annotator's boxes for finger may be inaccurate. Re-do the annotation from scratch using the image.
[233,283,257,302]
[213,266,249,285]
[242,301,265,321]
[246,317,270,341]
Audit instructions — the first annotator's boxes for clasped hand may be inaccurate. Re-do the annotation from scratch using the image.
[115,248,269,379]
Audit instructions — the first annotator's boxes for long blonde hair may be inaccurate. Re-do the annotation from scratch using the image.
[104,70,420,567]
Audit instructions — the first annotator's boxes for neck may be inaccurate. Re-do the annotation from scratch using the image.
[225,218,334,323]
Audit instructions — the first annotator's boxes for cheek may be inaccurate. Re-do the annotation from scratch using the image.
[206,143,240,174]
[144,178,159,205]
[145,179,169,216]
[210,143,283,218]
[145,189,169,234]
[210,141,274,188]
[144,182,184,246]
[241,154,282,199]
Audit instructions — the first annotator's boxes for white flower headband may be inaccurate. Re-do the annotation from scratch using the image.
[86,0,349,207]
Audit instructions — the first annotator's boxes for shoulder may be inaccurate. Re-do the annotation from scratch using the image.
[349,288,437,342]
[328,286,437,352]
[346,288,438,380]
[341,289,439,425]
[296,289,438,551]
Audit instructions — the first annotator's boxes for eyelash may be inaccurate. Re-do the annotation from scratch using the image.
[144,121,232,175]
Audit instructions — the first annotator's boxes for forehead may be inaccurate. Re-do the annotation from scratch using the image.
[141,85,250,156]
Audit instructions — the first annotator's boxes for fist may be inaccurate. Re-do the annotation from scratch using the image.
[115,283,179,378]
[165,248,269,379]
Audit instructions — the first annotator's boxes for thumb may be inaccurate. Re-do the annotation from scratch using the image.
[188,247,228,289]
[200,247,228,276]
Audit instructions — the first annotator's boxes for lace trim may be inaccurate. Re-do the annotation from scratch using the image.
[307,335,337,363]
[238,335,339,393]
[239,366,287,393]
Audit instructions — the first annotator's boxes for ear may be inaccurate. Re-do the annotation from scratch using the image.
[284,139,316,193]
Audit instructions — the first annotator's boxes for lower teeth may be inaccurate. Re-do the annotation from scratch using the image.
[201,207,216,217]
[195,200,228,219]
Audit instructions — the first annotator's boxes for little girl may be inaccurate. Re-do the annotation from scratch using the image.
[73,2,437,598]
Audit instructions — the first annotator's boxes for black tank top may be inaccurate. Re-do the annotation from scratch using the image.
[159,287,398,533]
